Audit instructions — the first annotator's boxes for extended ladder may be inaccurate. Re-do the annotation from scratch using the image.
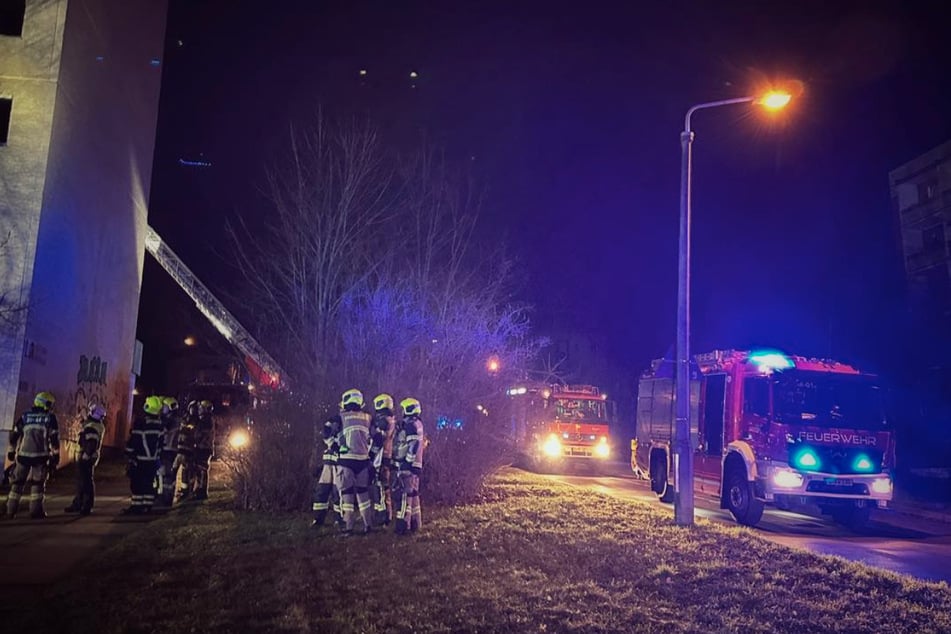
[144,225,287,388]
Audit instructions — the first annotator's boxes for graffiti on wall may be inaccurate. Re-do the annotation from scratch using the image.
[65,354,109,460]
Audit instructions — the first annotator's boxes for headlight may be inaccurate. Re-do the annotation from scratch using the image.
[542,434,562,457]
[772,469,803,489]
[228,428,250,450]
[871,477,893,495]
[594,442,610,458]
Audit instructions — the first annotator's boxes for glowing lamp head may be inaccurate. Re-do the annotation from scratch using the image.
[749,350,794,373]
[542,434,562,458]
[228,428,250,450]
[594,441,610,458]
[793,448,821,471]
[758,90,792,110]
[853,455,876,473]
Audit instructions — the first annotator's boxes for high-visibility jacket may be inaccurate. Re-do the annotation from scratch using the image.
[394,416,424,474]
[79,417,106,464]
[161,413,181,455]
[194,414,215,453]
[336,410,371,462]
[369,412,396,467]
[9,407,60,465]
[319,415,342,464]
[125,415,164,463]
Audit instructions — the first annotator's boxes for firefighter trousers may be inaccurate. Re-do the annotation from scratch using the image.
[128,460,158,512]
[370,463,392,526]
[394,471,421,534]
[193,451,212,499]
[312,462,341,525]
[158,450,179,506]
[6,460,49,518]
[335,461,372,532]
[68,459,97,513]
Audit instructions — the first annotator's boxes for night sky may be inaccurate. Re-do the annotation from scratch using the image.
[140,0,951,392]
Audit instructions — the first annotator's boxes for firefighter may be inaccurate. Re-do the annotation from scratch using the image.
[393,397,425,535]
[157,396,182,507]
[176,400,199,499]
[192,400,215,500]
[311,412,342,529]
[3,392,60,519]
[64,403,107,516]
[122,396,165,514]
[335,388,373,536]
[369,393,397,527]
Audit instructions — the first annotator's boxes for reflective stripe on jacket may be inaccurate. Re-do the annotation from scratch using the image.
[395,417,424,472]
[10,408,60,460]
[336,410,371,461]
[126,415,164,461]
[79,418,106,464]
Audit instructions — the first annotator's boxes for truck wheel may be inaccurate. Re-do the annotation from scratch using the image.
[832,504,870,531]
[725,466,764,527]
[651,453,674,503]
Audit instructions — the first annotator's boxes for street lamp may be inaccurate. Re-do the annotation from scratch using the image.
[673,89,791,526]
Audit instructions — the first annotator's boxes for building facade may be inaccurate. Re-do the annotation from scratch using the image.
[0,0,167,456]
[890,139,951,333]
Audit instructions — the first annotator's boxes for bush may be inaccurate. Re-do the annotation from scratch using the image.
[421,423,513,505]
[221,396,313,512]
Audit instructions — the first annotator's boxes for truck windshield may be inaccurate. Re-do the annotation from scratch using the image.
[773,371,887,429]
[552,398,607,422]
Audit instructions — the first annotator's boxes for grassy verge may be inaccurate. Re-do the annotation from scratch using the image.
[15,468,951,633]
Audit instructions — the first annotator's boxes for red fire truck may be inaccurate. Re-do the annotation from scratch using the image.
[510,383,616,472]
[632,350,895,529]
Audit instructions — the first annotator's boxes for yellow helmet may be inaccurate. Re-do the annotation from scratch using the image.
[400,397,421,417]
[199,400,214,414]
[144,395,164,416]
[162,396,179,412]
[341,388,364,409]
[34,391,55,411]
[373,393,394,412]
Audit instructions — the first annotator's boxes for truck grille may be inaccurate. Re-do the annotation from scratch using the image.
[806,481,870,495]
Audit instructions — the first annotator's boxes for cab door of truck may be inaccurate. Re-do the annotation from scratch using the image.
[696,373,728,493]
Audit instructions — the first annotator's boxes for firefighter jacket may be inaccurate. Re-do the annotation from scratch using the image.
[79,417,106,464]
[336,409,371,463]
[194,414,215,453]
[319,415,342,464]
[394,416,424,474]
[369,411,396,467]
[161,413,181,455]
[177,415,198,454]
[9,407,60,466]
[125,415,164,463]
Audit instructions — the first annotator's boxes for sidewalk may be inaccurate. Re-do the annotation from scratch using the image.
[0,459,157,613]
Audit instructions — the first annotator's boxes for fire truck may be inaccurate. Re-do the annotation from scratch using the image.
[632,349,895,529]
[510,383,616,472]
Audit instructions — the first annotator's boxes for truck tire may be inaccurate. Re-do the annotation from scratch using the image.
[651,452,674,503]
[832,504,871,531]
[725,465,764,527]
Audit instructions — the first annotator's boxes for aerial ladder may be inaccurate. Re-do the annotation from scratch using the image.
[143,225,287,389]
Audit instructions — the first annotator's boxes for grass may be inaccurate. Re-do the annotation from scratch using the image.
[12,468,951,633]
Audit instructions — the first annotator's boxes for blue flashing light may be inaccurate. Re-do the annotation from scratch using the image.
[179,158,213,168]
[853,455,875,472]
[749,350,794,372]
[793,448,821,471]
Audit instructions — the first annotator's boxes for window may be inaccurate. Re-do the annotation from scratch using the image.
[0,0,26,37]
[0,97,11,145]
[743,377,769,417]
[923,225,945,252]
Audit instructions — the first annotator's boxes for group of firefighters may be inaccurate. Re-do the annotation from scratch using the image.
[1,391,216,518]
[313,389,425,536]
[3,386,427,534]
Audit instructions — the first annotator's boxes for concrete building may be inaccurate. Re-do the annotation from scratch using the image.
[0,0,167,457]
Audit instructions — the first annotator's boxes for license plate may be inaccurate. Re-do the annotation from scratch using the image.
[824,478,852,487]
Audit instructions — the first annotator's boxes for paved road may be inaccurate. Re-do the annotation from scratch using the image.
[544,468,951,584]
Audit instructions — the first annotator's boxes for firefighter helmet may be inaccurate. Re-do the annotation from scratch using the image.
[34,391,55,411]
[400,397,421,417]
[199,400,214,414]
[341,389,364,409]
[187,400,199,416]
[89,404,106,422]
[162,396,179,412]
[373,393,394,412]
[144,395,164,415]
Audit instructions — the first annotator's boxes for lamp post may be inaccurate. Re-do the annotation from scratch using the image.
[673,90,791,526]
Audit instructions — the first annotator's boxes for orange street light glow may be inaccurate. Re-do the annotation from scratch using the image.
[758,90,792,110]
